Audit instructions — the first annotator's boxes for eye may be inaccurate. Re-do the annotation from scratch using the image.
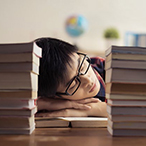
[80,65,84,71]
[69,81,77,90]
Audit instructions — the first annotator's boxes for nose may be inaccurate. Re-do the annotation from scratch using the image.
[80,73,92,87]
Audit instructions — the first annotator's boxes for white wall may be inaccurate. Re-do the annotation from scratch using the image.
[0,0,146,56]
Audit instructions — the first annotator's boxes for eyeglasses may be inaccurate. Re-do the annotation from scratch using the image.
[56,52,91,96]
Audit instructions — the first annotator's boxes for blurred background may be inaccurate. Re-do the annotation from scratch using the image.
[0,0,146,57]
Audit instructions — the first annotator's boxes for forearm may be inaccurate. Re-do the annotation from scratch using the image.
[36,101,107,117]
[37,97,50,111]
[37,97,92,112]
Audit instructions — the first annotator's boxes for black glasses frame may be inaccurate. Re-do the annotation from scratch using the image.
[56,52,91,96]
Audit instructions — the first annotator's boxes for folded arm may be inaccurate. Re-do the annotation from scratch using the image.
[36,97,107,117]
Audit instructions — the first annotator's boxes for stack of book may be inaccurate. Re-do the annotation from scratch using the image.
[105,45,146,136]
[0,42,42,134]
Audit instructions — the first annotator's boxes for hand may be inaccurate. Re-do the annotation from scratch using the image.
[37,97,99,111]
[86,101,107,117]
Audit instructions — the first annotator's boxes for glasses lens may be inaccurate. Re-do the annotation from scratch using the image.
[66,77,80,95]
[79,55,90,75]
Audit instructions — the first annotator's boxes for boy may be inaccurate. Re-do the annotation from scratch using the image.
[35,37,107,117]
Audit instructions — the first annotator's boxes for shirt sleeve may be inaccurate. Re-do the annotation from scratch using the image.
[90,56,105,81]
[90,56,106,102]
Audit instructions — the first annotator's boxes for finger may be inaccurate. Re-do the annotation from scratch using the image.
[68,101,91,110]
[76,98,100,104]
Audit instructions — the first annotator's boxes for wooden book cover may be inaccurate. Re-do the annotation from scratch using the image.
[0,72,38,90]
[106,83,146,95]
[0,98,36,109]
[0,90,37,99]
[107,125,146,136]
[107,104,146,115]
[0,106,37,116]
[0,62,39,74]
[0,53,40,66]
[105,68,146,83]
[0,41,42,58]
[105,45,146,57]
[0,115,35,128]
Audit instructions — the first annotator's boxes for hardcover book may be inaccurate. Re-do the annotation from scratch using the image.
[0,53,40,66]
[0,41,42,58]
[105,45,146,57]
[107,125,146,136]
[105,68,146,83]
[0,90,37,99]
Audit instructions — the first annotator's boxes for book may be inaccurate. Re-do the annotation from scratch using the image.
[105,59,146,70]
[0,98,35,109]
[0,125,35,135]
[107,99,146,106]
[0,62,39,74]
[0,53,40,66]
[105,68,146,83]
[107,105,146,115]
[0,106,37,116]
[107,125,146,136]
[35,117,108,128]
[62,117,108,128]
[105,52,146,62]
[106,93,146,100]
[108,114,146,122]
[0,72,38,81]
[35,117,69,128]
[0,115,35,128]
[0,90,37,99]
[106,83,146,95]
[0,41,42,58]
[108,119,146,129]
[0,72,38,90]
[105,45,146,57]
[0,41,41,135]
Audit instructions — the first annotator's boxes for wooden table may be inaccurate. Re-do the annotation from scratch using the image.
[0,128,146,146]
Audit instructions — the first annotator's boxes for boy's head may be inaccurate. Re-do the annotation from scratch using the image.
[35,37,100,100]
[35,37,78,97]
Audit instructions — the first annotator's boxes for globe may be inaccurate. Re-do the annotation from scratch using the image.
[65,15,88,37]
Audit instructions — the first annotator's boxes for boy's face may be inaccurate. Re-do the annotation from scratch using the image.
[56,53,100,100]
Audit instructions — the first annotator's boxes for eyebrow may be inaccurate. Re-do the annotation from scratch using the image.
[65,56,80,87]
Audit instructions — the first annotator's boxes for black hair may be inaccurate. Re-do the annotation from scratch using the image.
[35,37,78,98]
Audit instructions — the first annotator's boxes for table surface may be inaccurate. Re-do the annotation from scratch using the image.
[0,128,146,146]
